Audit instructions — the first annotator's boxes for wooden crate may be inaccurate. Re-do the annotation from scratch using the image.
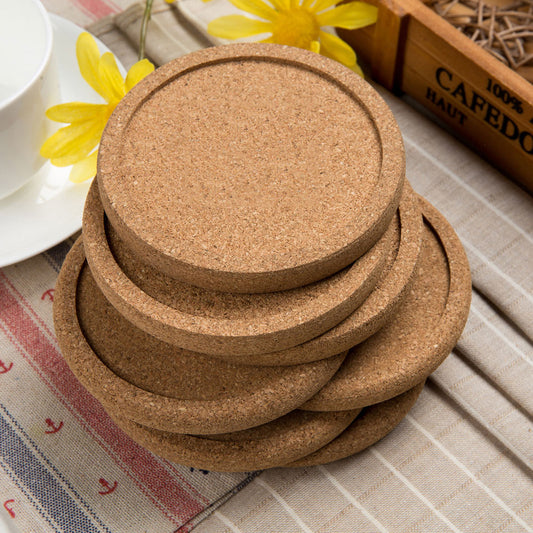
[339,0,533,193]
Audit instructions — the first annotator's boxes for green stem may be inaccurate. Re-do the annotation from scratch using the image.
[139,0,154,61]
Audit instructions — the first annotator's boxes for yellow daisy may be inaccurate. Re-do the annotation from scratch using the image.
[207,0,378,75]
[40,32,154,183]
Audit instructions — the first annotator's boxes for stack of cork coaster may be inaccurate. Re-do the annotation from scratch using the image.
[53,44,472,472]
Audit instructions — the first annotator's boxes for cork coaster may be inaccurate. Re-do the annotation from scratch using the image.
[83,181,393,357]
[229,183,423,366]
[110,408,360,472]
[53,239,346,434]
[97,43,405,294]
[302,197,471,411]
[286,382,425,468]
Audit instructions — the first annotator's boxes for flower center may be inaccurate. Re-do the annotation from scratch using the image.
[272,8,320,50]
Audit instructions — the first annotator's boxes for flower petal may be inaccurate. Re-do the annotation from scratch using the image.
[317,2,378,29]
[98,52,125,103]
[208,15,272,39]
[228,0,278,21]
[266,0,287,10]
[76,32,107,100]
[125,59,155,93]
[41,119,104,164]
[310,40,321,53]
[309,0,339,12]
[69,151,98,183]
[45,102,108,124]
[319,30,356,68]
[350,60,365,77]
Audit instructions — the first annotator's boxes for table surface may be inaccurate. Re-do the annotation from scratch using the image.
[0,1,532,532]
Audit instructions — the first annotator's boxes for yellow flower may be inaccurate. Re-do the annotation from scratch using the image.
[40,32,154,183]
[207,0,377,75]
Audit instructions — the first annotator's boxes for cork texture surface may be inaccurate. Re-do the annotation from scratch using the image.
[97,44,405,293]
[53,239,347,435]
[83,181,393,357]
[109,408,360,472]
[303,197,471,411]
[286,381,425,468]
[222,183,423,366]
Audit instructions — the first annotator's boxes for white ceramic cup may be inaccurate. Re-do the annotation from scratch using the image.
[0,0,57,200]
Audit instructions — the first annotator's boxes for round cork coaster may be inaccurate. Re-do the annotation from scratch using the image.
[302,197,471,411]
[286,382,425,468]
[53,239,347,435]
[110,408,360,472]
[96,43,405,294]
[227,183,423,366]
[83,181,393,357]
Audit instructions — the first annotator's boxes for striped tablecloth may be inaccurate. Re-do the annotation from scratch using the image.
[1,1,532,531]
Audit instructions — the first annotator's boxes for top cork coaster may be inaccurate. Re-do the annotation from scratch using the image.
[97,43,405,293]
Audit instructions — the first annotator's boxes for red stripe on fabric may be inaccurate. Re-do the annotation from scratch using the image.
[3,272,210,509]
[2,272,210,507]
[0,276,204,523]
[72,0,120,20]
[160,459,209,505]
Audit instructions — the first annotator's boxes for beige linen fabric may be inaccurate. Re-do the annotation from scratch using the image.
[86,2,532,530]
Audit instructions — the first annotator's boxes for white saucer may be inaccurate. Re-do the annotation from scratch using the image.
[0,14,126,268]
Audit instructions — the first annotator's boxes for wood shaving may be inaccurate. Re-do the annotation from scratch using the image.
[423,0,533,80]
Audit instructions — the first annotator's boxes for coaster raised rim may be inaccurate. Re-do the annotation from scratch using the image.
[53,240,347,435]
[302,197,471,411]
[83,180,393,357]
[286,382,425,468]
[224,182,423,366]
[109,408,361,472]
